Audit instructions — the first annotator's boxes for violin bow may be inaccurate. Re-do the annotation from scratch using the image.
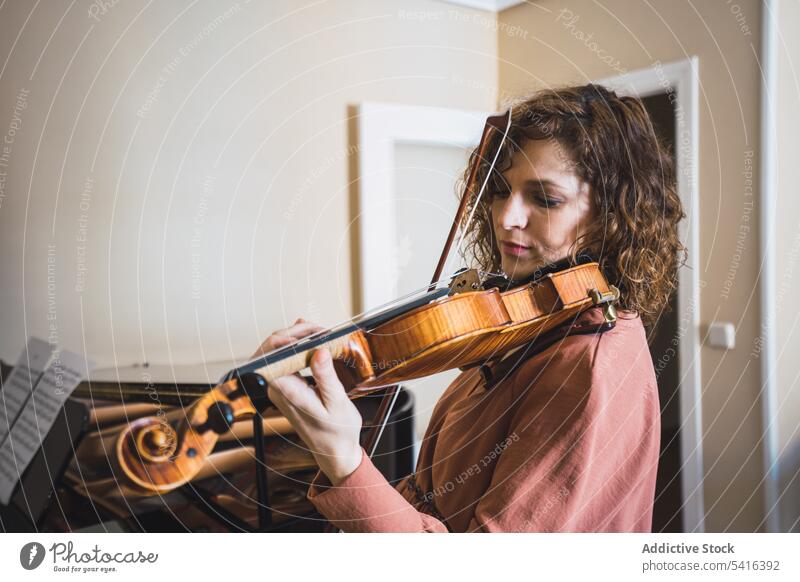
[362,107,513,460]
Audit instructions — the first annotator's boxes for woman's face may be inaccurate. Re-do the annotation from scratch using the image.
[490,138,595,281]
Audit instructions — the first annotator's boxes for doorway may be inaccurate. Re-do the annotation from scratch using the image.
[641,92,683,532]
[599,58,704,532]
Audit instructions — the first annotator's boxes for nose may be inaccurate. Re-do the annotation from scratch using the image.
[496,191,528,231]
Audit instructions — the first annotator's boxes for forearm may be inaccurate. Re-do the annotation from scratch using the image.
[307,448,449,533]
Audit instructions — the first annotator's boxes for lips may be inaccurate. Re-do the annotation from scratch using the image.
[500,241,531,256]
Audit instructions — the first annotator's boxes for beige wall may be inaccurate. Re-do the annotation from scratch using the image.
[2,0,792,532]
[0,0,497,368]
[775,0,800,533]
[497,0,765,531]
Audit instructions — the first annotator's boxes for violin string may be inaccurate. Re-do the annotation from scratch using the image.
[367,386,401,458]
[353,271,458,317]
[451,105,514,274]
[242,268,471,369]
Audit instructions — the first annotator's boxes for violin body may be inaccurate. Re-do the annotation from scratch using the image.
[354,262,614,388]
[253,261,615,391]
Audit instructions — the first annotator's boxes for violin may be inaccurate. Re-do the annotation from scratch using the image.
[77,108,620,497]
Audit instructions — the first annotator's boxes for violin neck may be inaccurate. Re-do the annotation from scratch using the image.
[251,331,373,384]
[252,346,316,382]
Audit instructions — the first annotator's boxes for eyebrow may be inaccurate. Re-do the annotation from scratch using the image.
[521,179,566,193]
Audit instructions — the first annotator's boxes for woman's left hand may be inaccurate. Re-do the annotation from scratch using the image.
[256,326,363,485]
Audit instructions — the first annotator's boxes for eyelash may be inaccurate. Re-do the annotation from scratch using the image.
[535,195,560,208]
[490,190,561,208]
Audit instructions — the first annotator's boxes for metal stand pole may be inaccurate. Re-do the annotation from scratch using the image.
[252,413,271,530]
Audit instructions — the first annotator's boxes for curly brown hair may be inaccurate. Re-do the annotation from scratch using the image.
[459,84,686,328]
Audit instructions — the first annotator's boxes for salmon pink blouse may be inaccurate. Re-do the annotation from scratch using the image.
[307,307,661,532]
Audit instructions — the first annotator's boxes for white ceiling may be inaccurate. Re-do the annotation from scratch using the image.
[435,0,526,13]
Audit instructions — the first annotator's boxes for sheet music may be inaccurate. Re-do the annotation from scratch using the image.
[0,346,92,505]
[0,337,51,446]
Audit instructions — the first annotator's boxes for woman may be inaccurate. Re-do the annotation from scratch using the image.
[255,84,685,532]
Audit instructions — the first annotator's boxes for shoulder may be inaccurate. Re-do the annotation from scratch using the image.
[501,309,660,448]
[510,309,656,403]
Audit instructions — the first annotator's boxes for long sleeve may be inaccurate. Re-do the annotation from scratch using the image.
[307,448,449,532]
[461,342,660,532]
[307,312,660,533]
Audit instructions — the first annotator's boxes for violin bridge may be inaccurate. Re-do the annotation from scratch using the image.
[449,268,483,294]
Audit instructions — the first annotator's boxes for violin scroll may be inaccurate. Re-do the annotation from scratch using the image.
[115,377,257,494]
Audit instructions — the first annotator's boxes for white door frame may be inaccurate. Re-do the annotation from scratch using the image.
[759,0,780,533]
[357,102,492,310]
[599,57,705,532]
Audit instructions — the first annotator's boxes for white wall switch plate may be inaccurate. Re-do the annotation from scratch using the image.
[707,322,736,350]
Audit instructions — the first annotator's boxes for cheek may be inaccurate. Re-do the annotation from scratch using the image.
[529,206,587,246]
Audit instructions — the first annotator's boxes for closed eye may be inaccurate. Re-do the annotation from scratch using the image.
[533,194,561,208]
